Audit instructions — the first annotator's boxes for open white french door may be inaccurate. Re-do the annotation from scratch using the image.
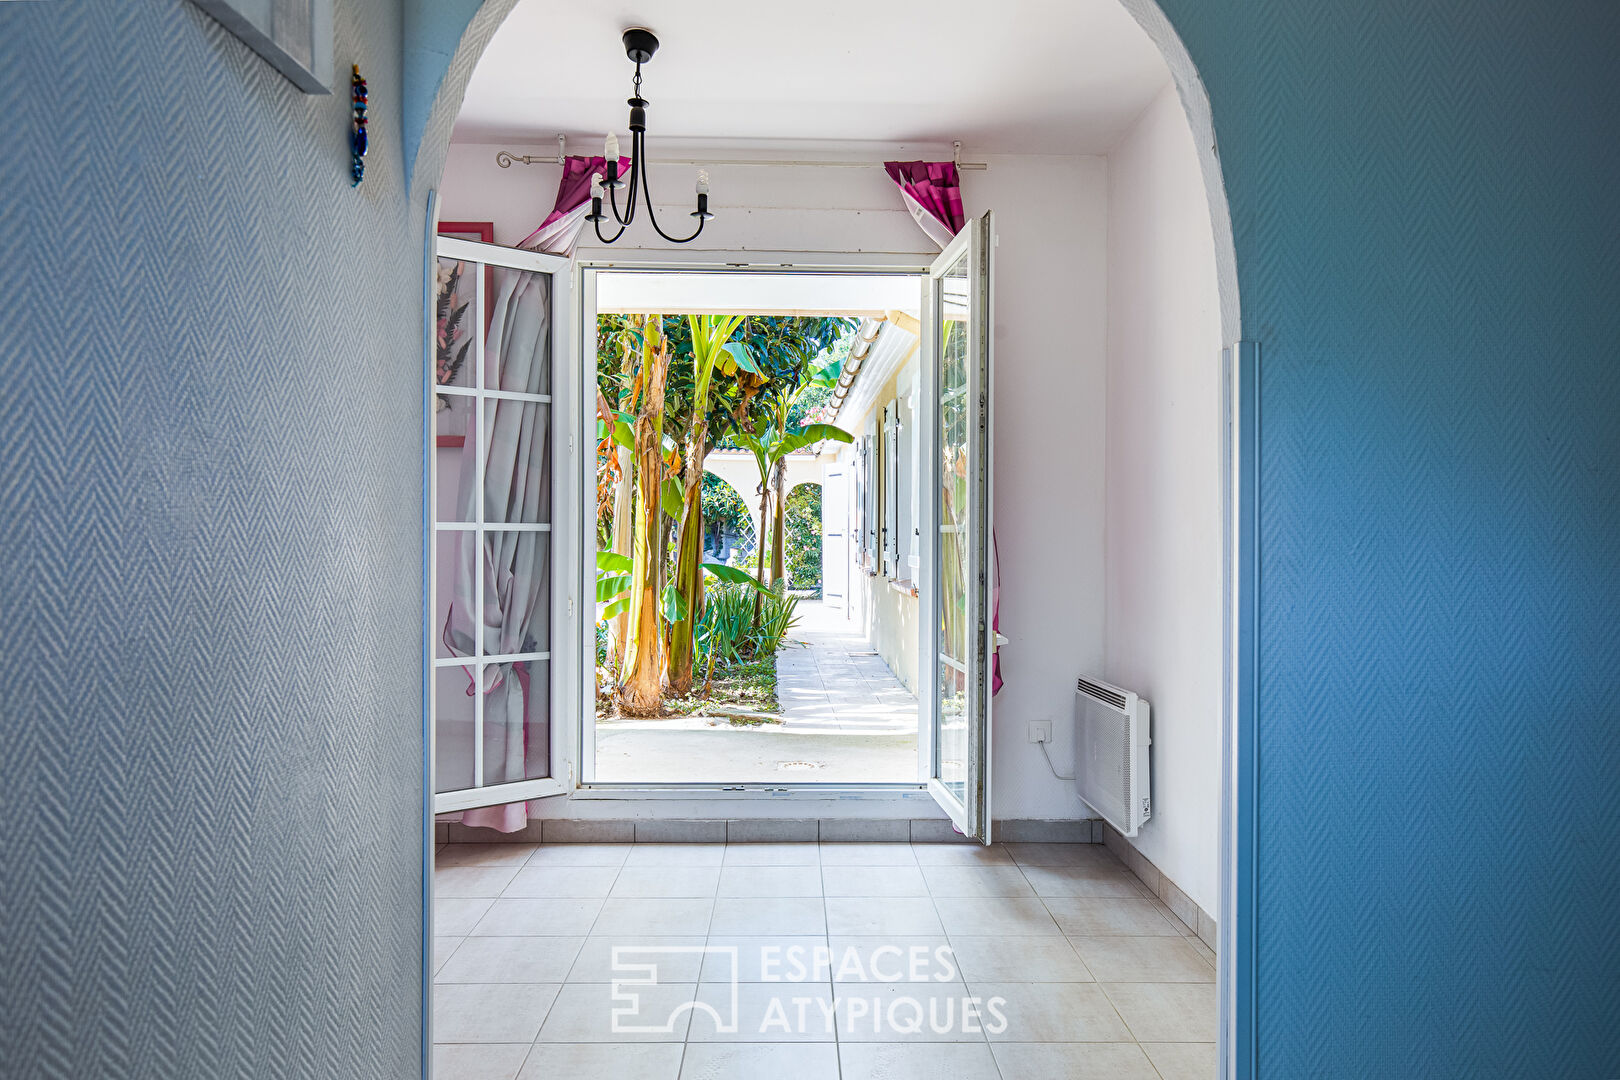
[430,236,577,814]
[919,213,995,841]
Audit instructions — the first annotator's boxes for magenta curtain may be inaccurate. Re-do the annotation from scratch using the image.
[883,161,966,249]
[992,537,1003,696]
[517,154,632,257]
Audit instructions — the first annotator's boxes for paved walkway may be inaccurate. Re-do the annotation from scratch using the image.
[592,600,917,783]
[776,600,919,733]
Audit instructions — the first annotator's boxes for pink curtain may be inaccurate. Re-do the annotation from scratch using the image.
[883,161,966,249]
[992,537,1003,696]
[517,154,632,258]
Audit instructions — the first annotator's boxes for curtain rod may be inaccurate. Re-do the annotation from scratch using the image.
[494,137,989,171]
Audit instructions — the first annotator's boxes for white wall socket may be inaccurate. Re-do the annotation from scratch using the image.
[1028,720,1053,744]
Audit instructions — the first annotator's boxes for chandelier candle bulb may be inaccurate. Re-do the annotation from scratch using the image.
[603,132,623,189]
[696,169,709,195]
[587,174,605,223]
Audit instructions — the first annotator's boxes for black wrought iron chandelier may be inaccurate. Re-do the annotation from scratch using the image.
[586,28,713,245]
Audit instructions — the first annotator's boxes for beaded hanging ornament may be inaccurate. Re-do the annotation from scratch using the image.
[350,65,368,186]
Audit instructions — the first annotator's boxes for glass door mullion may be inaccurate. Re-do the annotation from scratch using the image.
[434,522,551,533]
[472,257,485,790]
[434,651,549,668]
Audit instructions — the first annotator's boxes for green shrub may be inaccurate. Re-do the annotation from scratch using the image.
[696,580,800,667]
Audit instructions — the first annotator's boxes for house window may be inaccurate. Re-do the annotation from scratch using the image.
[861,420,880,573]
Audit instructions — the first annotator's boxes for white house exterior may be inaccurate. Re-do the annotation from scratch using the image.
[819,314,923,693]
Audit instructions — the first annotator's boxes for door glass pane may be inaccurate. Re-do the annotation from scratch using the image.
[434,529,474,659]
[518,659,552,782]
[484,268,552,395]
[483,400,551,524]
[936,249,972,805]
[436,394,476,525]
[434,393,475,475]
[434,666,476,794]
[481,531,552,656]
[434,257,478,390]
[480,658,550,786]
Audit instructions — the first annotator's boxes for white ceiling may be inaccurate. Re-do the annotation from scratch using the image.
[454,0,1172,154]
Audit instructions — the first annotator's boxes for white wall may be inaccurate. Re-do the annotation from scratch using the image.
[1104,84,1224,910]
[965,157,1111,821]
[440,142,1109,821]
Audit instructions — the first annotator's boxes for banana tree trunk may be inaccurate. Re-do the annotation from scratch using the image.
[607,442,633,666]
[619,317,669,717]
[667,424,707,696]
[752,476,771,629]
[770,457,787,585]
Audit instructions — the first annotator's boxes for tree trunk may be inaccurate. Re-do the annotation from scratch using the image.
[607,443,633,666]
[770,457,788,586]
[619,317,669,717]
[667,423,707,696]
[752,476,771,629]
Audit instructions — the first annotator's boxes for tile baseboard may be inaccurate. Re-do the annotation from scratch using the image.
[1102,823,1218,954]
[434,816,1105,846]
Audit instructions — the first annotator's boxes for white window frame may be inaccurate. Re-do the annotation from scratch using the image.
[572,259,938,794]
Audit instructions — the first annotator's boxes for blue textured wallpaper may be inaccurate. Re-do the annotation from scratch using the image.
[0,2,424,1078]
[1150,0,1620,1075]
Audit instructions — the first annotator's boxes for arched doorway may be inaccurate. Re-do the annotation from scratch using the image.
[782,481,823,595]
[696,471,753,566]
[412,3,1249,1074]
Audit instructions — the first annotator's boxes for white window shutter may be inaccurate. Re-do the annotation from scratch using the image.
[885,404,900,575]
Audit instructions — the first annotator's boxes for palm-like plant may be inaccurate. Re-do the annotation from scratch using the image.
[733,417,852,624]
[666,314,747,694]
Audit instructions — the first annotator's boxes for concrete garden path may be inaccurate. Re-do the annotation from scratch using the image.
[775,600,920,734]
[592,601,918,783]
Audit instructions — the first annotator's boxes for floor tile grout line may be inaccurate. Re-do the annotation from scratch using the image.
[578,846,632,943]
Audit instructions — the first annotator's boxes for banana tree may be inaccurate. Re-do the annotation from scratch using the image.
[666,314,748,695]
[618,315,672,716]
[599,553,768,697]
[761,354,847,585]
[733,419,853,625]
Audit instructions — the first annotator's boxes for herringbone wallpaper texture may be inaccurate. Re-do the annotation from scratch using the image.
[1154,0,1620,1075]
[0,2,424,1078]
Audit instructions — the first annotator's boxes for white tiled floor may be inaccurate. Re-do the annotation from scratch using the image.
[432,840,1215,1079]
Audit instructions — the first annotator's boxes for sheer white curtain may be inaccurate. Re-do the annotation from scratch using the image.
[444,267,552,831]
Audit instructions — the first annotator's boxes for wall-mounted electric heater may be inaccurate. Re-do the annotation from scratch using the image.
[1074,675,1152,837]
